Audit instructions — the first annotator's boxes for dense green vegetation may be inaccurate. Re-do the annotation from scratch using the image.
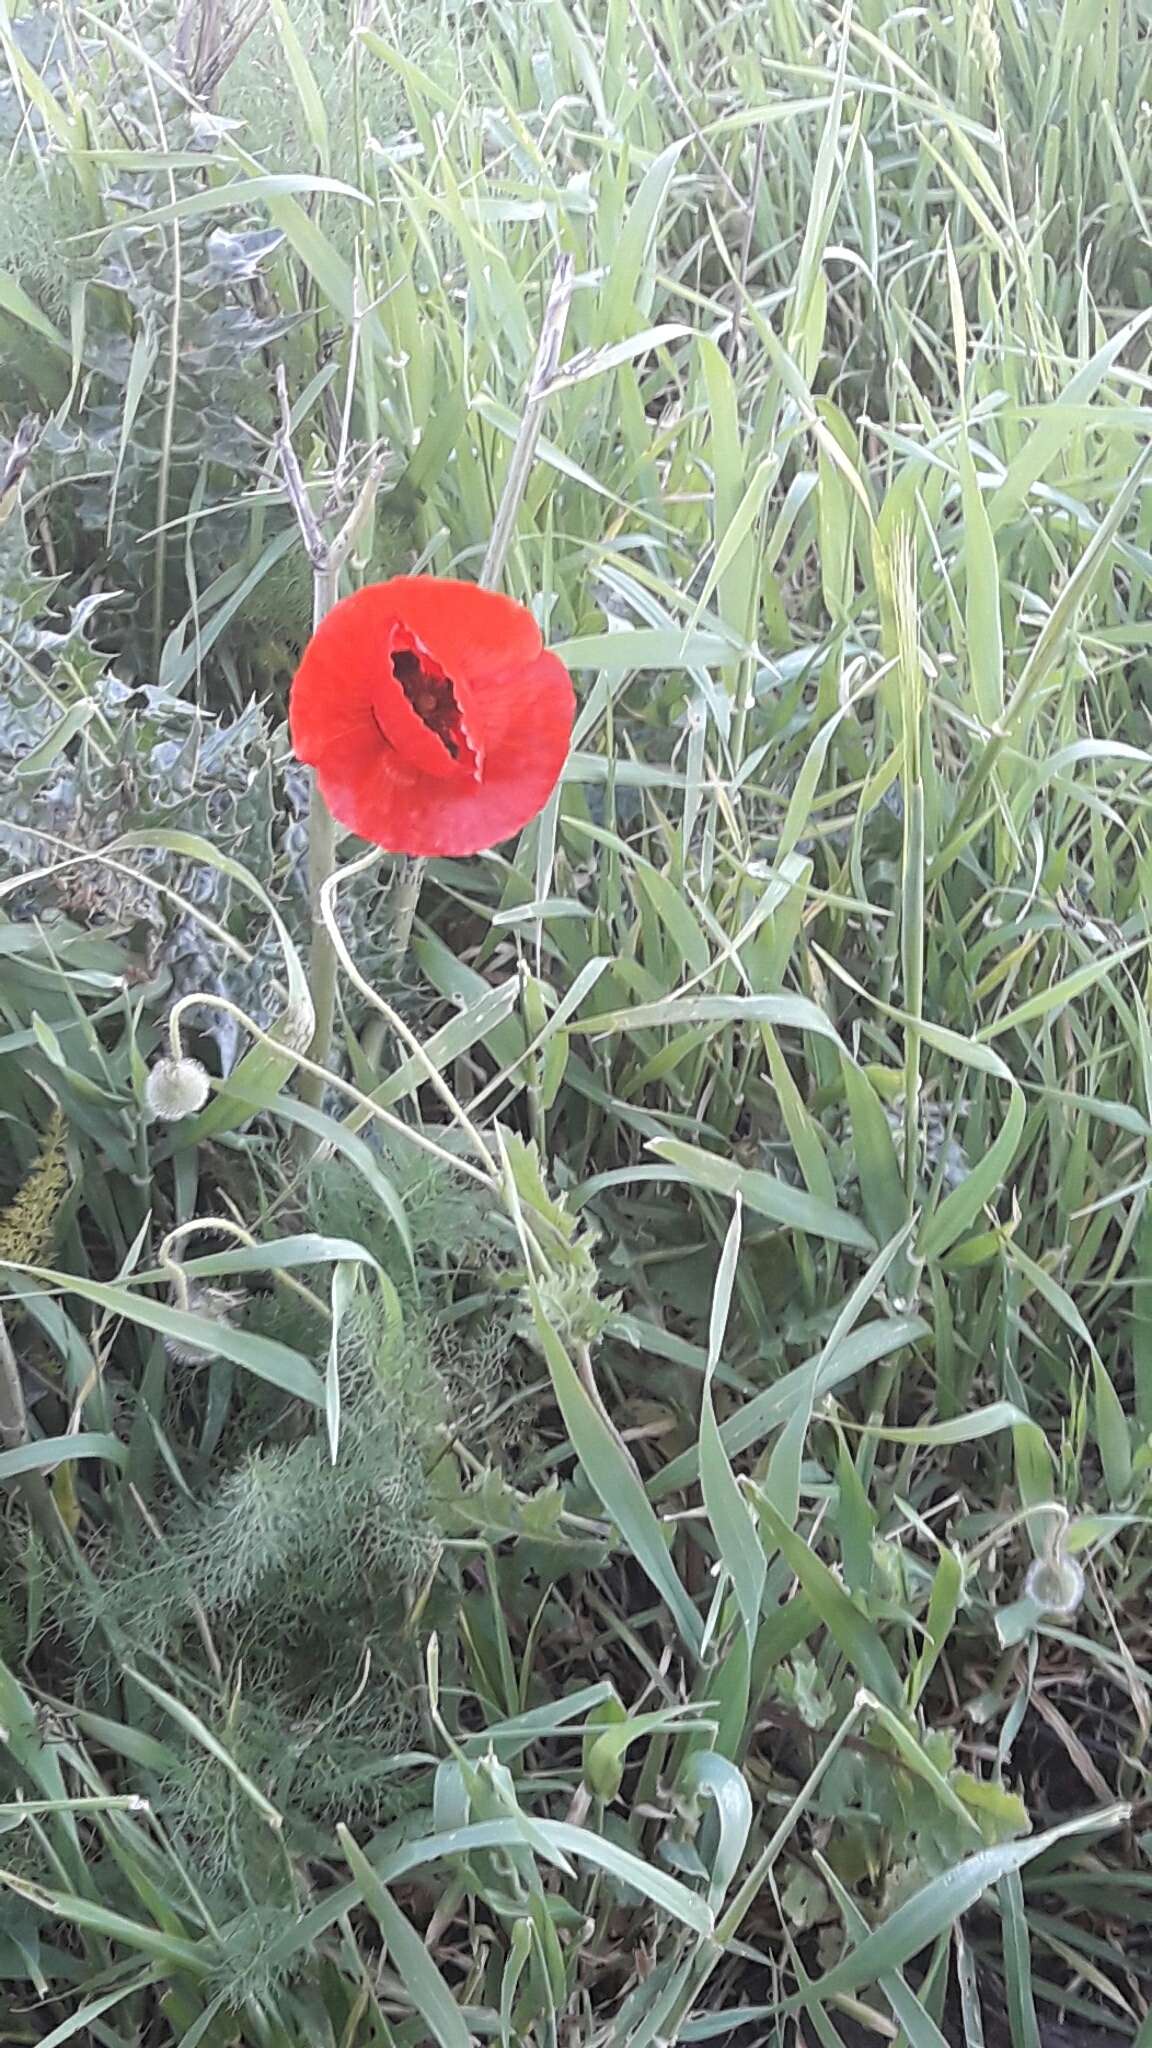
[0,0,1150,2042]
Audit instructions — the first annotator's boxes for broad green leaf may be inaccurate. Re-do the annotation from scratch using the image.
[355,28,461,111]
[652,1316,929,1501]
[914,1030,1025,1262]
[13,701,97,777]
[786,7,852,370]
[339,1828,471,2048]
[841,1059,906,1247]
[529,1299,703,1654]
[83,172,369,234]
[253,1102,414,1269]
[507,1819,714,1934]
[0,1433,125,1481]
[843,1402,1027,1446]
[959,434,1003,727]
[327,1262,360,1464]
[987,307,1152,530]
[0,270,68,349]
[699,1201,765,1641]
[0,1873,209,1974]
[585,1705,709,1802]
[72,1710,182,1774]
[977,946,1143,1041]
[818,1854,951,2048]
[576,992,842,1041]
[909,1546,964,1707]
[107,317,157,539]
[132,1233,383,1288]
[368,979,521,1108]
[28,1978,156,2048]
[999,1868,1042,2048]
[266,0,330,169]
[751,1494,904,1710]
[546,323,693,389]
[675,1750,753,1907]
[648,1137,875,1251]
[632,860,712,977]
[786,1807,1127,2012]
[1002,445,1152,727]
[0,14,74,145]
[766,1225,914,1529]
[0,1260,322,1407]
[161,526,298,691]
[604,142,685,333]
[777,701,859,869]
[554,627,741,674]
[815,399,863,618]
[342,1816,714,1937]
[916,1083,1024,1261]
[0,1657,71,1806]
[1093,1356,1133,1506]
[415,935,527,1069]
[258,1805,715,1985]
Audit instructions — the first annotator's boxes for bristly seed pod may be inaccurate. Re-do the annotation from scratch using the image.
[165,1283,242,1366]
[1023,1553,1085,1619]
[145,1056,210,1121]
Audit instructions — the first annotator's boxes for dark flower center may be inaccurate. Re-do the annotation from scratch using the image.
[392,648,463,759]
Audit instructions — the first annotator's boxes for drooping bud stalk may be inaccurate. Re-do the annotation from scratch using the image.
[1022,1502,1085,1620]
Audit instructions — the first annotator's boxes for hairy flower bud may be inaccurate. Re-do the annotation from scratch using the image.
[1023,1553,1085,1619]
[145,1056,210,1121]
[164,1282,242,1366]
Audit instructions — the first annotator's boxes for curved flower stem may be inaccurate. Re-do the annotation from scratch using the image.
[574,1337,624,1443]
[389,854,426,962]
[299,551,340,1113]
[321,850,501,1180]
[276,358,386,1122]
[300,768,339,1113]
[167,992,500,1193]
[158,1217,330,1323]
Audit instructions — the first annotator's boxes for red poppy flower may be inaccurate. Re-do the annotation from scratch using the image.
[288,576,574,859]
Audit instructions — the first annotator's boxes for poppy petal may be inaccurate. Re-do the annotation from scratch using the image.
[310,649,573,858]
[369,576,543,679]
[288,590,379,769]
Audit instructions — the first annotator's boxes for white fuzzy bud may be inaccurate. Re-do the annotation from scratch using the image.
[164,1283,241,1366]
[1023,1553,1085,1619]
[145,1056,210,1122]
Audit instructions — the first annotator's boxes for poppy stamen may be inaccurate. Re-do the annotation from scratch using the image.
[392,647,465,760]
